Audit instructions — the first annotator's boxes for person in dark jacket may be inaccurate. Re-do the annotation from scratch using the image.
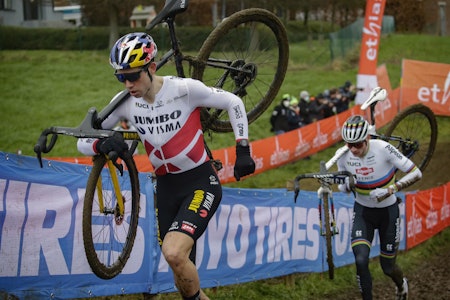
[287,97,304,130]
[309,93,335,121]
[270,93,291,135]
[298,90,312,125]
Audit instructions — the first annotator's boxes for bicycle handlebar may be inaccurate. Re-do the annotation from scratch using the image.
[288,170,355,202]
[34,107,119,168]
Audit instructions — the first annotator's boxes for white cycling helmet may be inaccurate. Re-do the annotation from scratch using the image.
[341,115,369,143]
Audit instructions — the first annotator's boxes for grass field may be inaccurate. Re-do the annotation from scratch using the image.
[1,34,449,190]
[1,33,450,299]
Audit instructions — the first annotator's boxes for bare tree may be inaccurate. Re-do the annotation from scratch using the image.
[107,0,120,48]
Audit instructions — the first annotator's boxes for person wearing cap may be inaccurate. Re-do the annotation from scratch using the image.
[287,96,304,130]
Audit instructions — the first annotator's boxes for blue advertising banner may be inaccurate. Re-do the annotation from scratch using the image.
[0,152,157,298]
[0,152,406,299]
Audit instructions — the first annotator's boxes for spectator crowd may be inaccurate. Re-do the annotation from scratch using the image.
[270,81,356,135]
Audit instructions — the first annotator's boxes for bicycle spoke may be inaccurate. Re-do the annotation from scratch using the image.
[83,155,140,279]
[385,104,437,174]
[194,8,288,132]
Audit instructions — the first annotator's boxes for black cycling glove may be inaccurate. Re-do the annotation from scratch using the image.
[234,140,255,181]
[95,135,129,157]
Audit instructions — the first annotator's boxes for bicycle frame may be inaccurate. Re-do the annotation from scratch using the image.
[36,0,265,156]
[34,0,289,279]
[287,162,355,279]
[148,0,256,95]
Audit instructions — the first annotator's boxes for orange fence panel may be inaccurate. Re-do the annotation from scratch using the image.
[406,182,450,249]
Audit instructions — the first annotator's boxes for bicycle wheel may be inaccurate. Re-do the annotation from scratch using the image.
[384,104,438,173]
[321,194,335,279]
[83,154,140,279]
[193,8,289,132]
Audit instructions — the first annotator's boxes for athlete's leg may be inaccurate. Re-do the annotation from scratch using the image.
[157,163,221,300]
[162,232,208,300]
[353,244,372,300]
[351,203,375,300]
[379,203,404,288]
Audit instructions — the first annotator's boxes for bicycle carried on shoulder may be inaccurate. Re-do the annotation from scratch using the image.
[34,0,288,279]
[287,87,438,279]
[148,0,289,132]
[362,87,437,175]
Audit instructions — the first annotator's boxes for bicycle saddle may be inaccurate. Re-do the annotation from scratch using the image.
[361,87,387,110]
[146,0,189,30]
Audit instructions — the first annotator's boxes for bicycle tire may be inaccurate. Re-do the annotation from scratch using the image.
[83,154,140,279]
[193,8,289,132]
[322,193,335,279]
[384,104,438,173]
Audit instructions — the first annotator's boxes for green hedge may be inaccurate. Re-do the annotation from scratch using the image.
[0,21,336,51]
[285,20,336,43]
[0,26,214,51]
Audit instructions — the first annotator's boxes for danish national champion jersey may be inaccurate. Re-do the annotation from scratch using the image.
[77,76,248,175]
[337,139,416,208]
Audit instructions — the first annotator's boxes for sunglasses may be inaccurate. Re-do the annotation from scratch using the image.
[347,141,365,149]
[115,68,145,83]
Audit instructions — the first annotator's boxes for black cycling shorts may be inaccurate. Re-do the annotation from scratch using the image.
[351,202,401,257]
[155,161,222,243]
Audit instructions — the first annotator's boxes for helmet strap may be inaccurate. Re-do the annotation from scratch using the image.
[146,69,153,82]
[145,59,153,82]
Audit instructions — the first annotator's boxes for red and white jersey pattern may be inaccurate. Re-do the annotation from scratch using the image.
[78,76,248,175]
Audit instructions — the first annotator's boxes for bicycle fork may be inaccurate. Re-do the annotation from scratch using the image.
[95,158,125,225]
[318,195,339,236]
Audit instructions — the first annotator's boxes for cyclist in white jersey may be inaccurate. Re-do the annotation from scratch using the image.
[336,115,422,300]
[77,32,255,300]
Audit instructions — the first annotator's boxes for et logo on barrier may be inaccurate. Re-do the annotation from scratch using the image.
[417,71,450,106]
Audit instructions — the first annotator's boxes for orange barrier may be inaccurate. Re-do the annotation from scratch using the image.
[406,182,450,249]
[49,64,400,184]
[49,110,355,183]
[51,61,448,184]
[212,110,353,183]
[400,59,450,116]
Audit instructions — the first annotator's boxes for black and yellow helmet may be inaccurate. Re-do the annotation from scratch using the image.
[109,32,158,70]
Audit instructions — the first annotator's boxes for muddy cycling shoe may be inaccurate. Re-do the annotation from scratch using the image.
[396,277,408,300]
